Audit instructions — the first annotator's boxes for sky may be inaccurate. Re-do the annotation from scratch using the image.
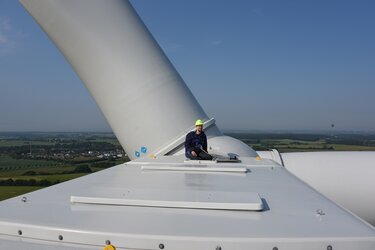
[0,0,374,132]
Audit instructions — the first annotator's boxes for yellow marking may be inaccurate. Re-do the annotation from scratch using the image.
[255,156,262,161]
[104,245,116,250]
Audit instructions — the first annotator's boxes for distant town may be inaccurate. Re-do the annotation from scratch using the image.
[0,132,128,167]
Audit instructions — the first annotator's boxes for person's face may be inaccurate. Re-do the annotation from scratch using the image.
[196,125,203,133]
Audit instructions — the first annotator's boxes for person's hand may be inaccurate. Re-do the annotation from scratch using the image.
[191,151,197,157]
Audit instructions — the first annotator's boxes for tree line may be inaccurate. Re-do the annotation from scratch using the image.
[0,178,60,187]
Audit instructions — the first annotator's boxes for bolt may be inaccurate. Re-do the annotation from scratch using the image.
[21,197,27,203]
[18,230,22,235]
[327,245,333,250]
[273,247,278,250]
[216,246,222,250]
[159,243,165,249]
[105,240,111,245]
[316,209,325,216]
[58,235,63,241]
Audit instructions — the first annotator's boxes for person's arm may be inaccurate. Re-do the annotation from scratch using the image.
[202,134,208,152]
[185,132,193,153]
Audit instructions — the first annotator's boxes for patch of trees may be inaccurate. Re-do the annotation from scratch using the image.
[227,133,325,142]
[22,165,93,176]
[22,171,38,176]
[91,161,116,168]
[0,178,59,187]
[0,141,122,158]
[60,165,92,174]
[71,165,92,173]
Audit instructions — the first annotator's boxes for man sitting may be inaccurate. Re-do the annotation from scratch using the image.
[185,119,213,160]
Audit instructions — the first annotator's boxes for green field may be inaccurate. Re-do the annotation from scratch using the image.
[0,140,56,147]
[330,144,375,151]
[0,173,87,182]
[0,155,62,170]
[237,137,375,153]
[88,138,121,146]
[258,141,375,152]
[0,165,75,177]
[0,186,44,201]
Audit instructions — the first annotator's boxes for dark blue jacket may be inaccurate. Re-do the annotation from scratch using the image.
[185,131,208,155]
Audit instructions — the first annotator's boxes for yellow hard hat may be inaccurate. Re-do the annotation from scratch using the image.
[195,119,204,126]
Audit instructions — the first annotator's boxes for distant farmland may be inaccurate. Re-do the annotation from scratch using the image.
[1,131,375,201]
[0,132,127,201]
[227,132,375,153]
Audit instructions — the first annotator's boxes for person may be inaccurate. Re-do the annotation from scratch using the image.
[185,119,213,160]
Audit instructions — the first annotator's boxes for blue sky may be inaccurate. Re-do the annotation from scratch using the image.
[0,0,374,132]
